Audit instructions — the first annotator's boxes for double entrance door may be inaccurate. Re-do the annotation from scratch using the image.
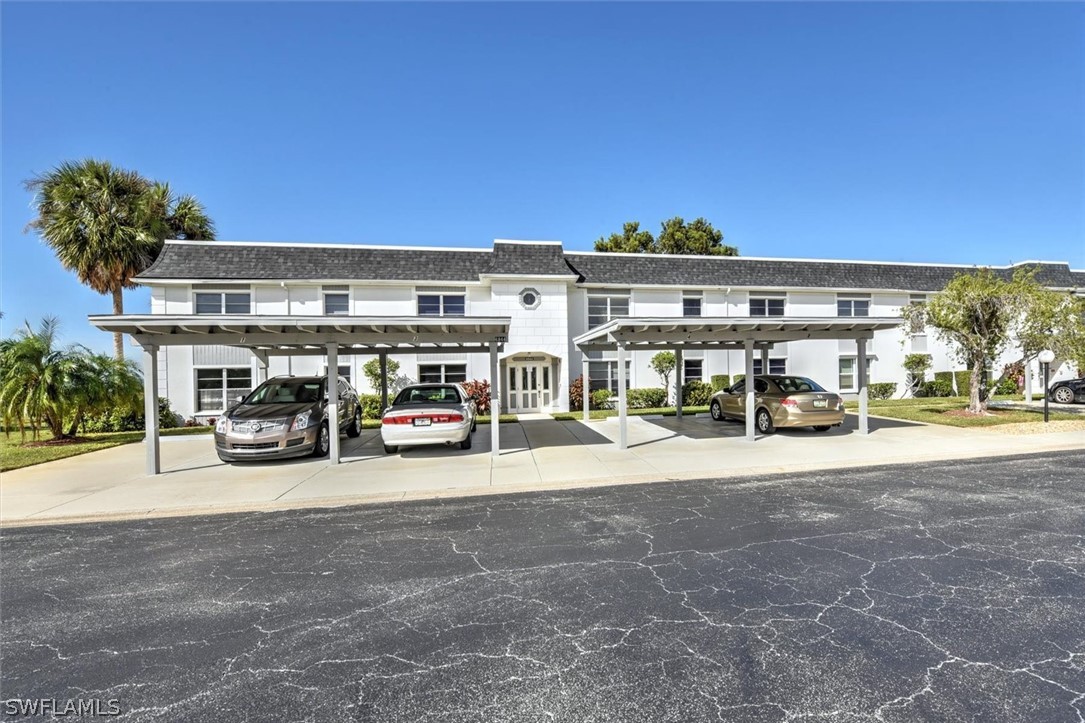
[507,362,552,413]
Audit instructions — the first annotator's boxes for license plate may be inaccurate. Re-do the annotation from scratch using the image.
[413,418,432,427]
[813,400,828,409]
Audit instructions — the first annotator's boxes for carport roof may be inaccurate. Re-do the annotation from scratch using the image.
[573,316,903,351]
[88,314,511,354]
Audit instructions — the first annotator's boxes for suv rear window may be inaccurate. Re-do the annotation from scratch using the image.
[244,380,323,404]
[392,386,462,405]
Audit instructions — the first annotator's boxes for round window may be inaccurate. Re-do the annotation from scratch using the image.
[519,288,541,310]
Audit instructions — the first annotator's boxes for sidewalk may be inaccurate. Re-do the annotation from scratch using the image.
[2,414,1082,526]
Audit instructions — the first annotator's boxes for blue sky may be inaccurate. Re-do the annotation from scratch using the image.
[3,2,1083,353]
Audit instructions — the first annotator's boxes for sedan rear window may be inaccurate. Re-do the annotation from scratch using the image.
[773,376,826,393]
[393,386,463,405]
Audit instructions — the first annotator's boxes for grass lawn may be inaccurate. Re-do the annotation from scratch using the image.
[844,396,1080,427]
[0,426,214,473]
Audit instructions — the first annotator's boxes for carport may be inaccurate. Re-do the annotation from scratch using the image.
[88,315,511,474]
[574,316,902,449]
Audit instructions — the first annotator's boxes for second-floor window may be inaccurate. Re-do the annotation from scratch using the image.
[587,293,630,328]
[195,291,251,315]
[753,358,788,375]
[837,295,870,317]
[682,292,703,318]
[682,358,704,381]
[323,286,349,315]
[749,295,785,317]
[417,290,466,317]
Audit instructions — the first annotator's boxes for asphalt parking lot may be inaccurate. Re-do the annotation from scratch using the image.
[2,450,1083,722]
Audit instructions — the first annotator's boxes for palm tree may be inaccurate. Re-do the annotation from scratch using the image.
[25,159,215,360]
[0,318,143,440]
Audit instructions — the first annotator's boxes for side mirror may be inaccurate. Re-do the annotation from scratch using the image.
[236,395,245,403]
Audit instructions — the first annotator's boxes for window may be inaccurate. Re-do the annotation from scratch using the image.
[907,294,927,335]
[195,291,251,315]
[753,358,788,375]
[418,363,467,384]
[196,368,252,412]
[837,296,870,317]
[322,365,352,383]
[749,295,785,317]
[682,293,702,318]
[588,360,632,394]
[838,357,873,391]
[323,287,349,315]
[683,358,704,381]
[519,288,542,310]
[587,293,630,328]
[417,291,466,317]
[731,378,770,394]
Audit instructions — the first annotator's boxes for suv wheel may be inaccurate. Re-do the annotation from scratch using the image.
[313,423,330,457]
[346,409,362,438]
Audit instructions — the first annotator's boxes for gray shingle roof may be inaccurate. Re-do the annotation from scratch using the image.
[564,253,1080,292]
[485,241,576,276]
[138,240,1081,292]
[139,243,493,282]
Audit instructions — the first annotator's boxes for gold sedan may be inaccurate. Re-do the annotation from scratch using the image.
[709,375,846,433]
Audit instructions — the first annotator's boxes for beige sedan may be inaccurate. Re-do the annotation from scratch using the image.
[709,375,845,433]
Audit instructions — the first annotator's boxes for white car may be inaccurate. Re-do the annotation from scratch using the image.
[380,383,478,454]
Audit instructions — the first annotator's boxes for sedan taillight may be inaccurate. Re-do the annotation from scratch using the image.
[780,398,799,408]
[382,412,466,425]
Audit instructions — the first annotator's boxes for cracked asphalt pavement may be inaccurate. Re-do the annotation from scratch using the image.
[2,450,1084,722]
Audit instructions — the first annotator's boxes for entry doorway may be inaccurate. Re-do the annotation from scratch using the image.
[506,360,553,413]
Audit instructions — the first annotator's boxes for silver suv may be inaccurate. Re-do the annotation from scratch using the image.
[214,375,362,462]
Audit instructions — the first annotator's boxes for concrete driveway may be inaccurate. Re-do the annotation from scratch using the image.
[2,415,1082,524]
[2,452,1082,721]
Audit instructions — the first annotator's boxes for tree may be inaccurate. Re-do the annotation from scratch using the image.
[650,351,677,401]
[594,217,737,256]
[0,318,142,439]
[25,159,215,360]
[899,267,1085,414]
[362,357,401,393]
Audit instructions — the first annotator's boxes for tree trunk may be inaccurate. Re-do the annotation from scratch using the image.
[968,354,986,414]
[112,287,125,361]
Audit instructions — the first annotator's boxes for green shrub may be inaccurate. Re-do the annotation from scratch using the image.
[358,394,383,420]
[934,371,954,387]
[682,380,713,406]
[953,370,972,395]
[918,379,954,398]
[710,374,730,392]
[868,383,897,400]
[626,387,667,409]
[590,389,613,410]
[903,353,932,377]
[994,377,1019,396]
[82,397,181,432]
[732,374,745,386]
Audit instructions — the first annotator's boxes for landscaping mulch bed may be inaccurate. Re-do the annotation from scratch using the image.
[20,436,94,448]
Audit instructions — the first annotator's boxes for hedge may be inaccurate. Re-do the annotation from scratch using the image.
[626,387,667,409]
[867,382,897,400]
[710,375,730,392]
[682,380,713,406]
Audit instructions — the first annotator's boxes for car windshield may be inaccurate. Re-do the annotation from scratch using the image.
[392,386,462,405]
[772,376,827,393]
[244,380,322,404]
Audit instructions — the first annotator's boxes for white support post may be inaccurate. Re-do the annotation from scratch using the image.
[582,355,591,422]
[744,339,756,442]
[617,342,628,450]
[254,350,269,384]
[143,344,161,475]
[674,347,684,419]
[489,341,500,457]
[379,351,389,411]
[326,343,340,464]
[857,337,869,435]
[1024,357,1033,401]
[760,346,769,375]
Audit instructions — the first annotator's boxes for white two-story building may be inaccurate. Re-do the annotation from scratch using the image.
[134,239,1084,420]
